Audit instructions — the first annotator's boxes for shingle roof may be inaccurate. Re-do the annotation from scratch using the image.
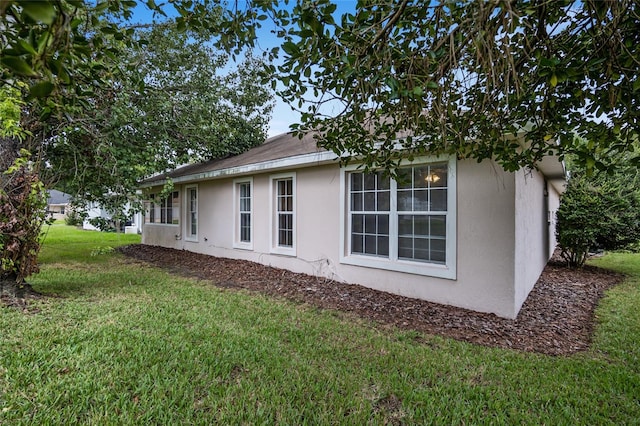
[47,189,71,205]
[141,132,327,186]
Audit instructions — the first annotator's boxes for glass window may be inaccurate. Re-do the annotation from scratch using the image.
[239,182,251,243]
[186,187,197,239]
[275,177,294,248]
[348,163,448,265]
[148,191,179,225]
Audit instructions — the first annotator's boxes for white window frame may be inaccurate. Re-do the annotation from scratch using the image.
[184,184,198,242]
[233,177,254,250]
[145,191,180,226]
[270,172,296,256]
[339,156,457,280]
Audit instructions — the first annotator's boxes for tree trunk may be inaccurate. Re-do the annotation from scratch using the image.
[0,278,38,299]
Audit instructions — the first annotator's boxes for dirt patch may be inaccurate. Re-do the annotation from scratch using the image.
[115,244,623,356]
[1,280,42,313]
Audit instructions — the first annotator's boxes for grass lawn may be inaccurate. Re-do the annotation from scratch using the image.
[1,223,639,424]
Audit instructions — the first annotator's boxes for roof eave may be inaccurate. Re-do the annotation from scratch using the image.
[139,149,339,188]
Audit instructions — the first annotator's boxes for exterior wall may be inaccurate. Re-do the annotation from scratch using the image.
[83,202,143,233]
[513,168,556,314]
[547,183,561,256]
[142,159,535,318]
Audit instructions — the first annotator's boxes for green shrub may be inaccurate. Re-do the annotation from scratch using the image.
[64,210,84,227]
[557,170,640,267]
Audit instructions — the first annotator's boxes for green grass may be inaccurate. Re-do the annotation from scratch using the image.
[1,223,639,424]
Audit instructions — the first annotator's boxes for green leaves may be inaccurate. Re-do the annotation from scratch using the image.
[29,81,55,98]
[20,1,57,24]
[1,56,37,77]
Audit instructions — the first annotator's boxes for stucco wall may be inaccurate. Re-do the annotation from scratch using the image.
[513,168,553,314]
[142,160,541,318]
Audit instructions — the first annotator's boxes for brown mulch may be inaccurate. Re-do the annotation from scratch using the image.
[116,244,624,356]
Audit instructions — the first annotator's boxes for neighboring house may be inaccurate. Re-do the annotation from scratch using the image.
[47,189,71,220]
[140,132,566,319]
[83,201,143,234]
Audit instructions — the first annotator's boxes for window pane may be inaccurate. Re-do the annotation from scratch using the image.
[377,191,390,211]
[286,179,293,195]
[414,190,429,211]
[364,235,377,255]
[398,237,413,259]
[431,189,447,211]
[377,172,390,190]
[398,215,413,236]
[414,216,429,236]
[414,166,429,188]
[364,192,375,211]
[364,215,376,233]
[364,173,376,190]
[377,236,389,256]
[351,193,363,211]
[241,226,250,242]
[241,213,250,227]
[286,196,293,212]
[430,165,447,187]
[377,214,389,235]
[352,233,363,253]
[352,214,364,233]
[351,173,363,191]
[431,239,446,263]
[397,190,412,211]
[413,237,430,261]
[430,216,446,237]
[397,168,412,189]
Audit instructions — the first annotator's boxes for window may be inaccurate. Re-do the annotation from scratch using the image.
[271,173,296,255]
[185,185,198,240]
[145,191,180,225]
[233,178,253,249]
[342,158,456,279]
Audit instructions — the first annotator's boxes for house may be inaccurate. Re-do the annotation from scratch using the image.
[47,189,71,220]
[139,132,566,319]
[83,200,143,234]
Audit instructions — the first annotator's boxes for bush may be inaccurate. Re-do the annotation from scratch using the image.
[0,151,50,283]
[556,169,640,267]
[64,210,84,227]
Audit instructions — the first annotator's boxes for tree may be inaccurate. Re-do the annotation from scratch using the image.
[1,1,273,290]
[211,0,640,173]
[556,162,640,267]
[43,22,273,223]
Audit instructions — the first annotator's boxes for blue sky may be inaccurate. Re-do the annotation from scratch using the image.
[130,1,357,138]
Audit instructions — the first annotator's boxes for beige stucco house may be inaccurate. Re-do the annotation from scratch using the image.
[140,132,566,319]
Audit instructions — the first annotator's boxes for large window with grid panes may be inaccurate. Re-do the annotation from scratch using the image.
[342,158,456,279]
[145,191,180,225]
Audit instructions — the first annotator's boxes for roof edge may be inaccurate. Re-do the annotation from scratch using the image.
[140,149,339,188]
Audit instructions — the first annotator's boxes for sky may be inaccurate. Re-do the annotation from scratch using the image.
[130,1,357,138]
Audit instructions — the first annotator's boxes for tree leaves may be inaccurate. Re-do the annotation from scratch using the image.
[20,1,57,24]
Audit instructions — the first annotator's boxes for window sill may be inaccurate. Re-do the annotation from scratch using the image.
[340,254,456,280]
[233,242,254,251]
[270,246,297,257]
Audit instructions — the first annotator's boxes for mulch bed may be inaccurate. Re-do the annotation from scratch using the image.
[117,244,624,356]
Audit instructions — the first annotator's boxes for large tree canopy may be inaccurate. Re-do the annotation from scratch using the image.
[3,1,638,173]
[212,0,640,172]
[44,23,273,214]
[0,0,273,284]
[1,0,273,214]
